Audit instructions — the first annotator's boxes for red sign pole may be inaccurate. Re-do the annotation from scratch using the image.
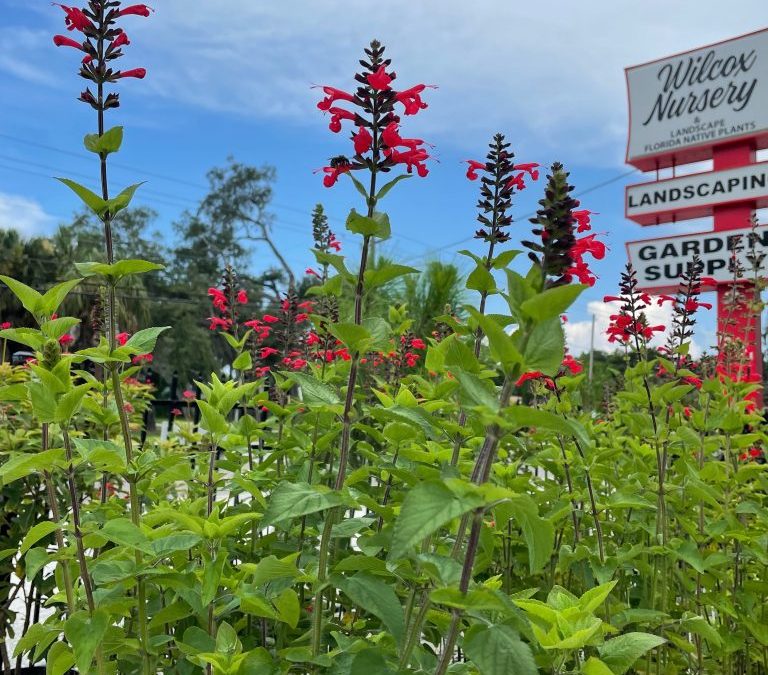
[712,140,763,408]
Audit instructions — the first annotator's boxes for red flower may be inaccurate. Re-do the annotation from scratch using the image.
[381,122,427,151]
[465,159,486,181]
[1,321,11,330]
[53,4,93,31]
[572,209,594,233]
[700,277,718,286]
[410,338,426,350]
[516,371,544,387]
[116,331,130,346]
[255,366,270,377]
[327,106,356,133]
[236,289,248,304]
[684,299,712,312]
[394,84,435,115]
[296,313,309,322]
[182,390,196,400]
[561,354,583,375]
[656,294,676,306]
[291,359,308,370]
[749,448,762,458]
[208,288,228,311]
[59,333,74,347]
[506,173,527,191]
[298,301,315,311]
[353,126,372,155]
[681,375,702,389]
[208,317,232,331]
[262,315,280,324]
[118,68,146,79]
[567,260,597,287]
[514,162,540,181]
[260,347,279,358]
[683,406,692,418]
[307,332,321,346]
[561,314,568,323]
[315,85,356,111]
[171,408,182,416]
[118,4,154,17]
[328,234,342,252]
[53,35,85,51]
[306,267,320,278]
[132,353,153,365]
[572,234,606,261]
[320,163,351,188]
[112,31,130,49]
[123,403,135,414]
[603,295,622,303]
[367,64,393,90]
[384,147,429,177]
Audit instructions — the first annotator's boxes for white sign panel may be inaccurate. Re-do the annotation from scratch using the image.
[626,161,768,225]
[626,225,768,291]
[626,29,768,170]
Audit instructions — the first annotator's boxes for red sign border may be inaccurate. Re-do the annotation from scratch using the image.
[624,159,768,225]
[624,27,768,172]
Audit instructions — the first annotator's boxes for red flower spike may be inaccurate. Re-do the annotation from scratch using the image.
[681,375,702,389]
[367,65,393,90]
[53,35,84,50]
[410,338,426,350]
[236,290,248,304]
[59,333,74,346]
[262,315,279,324]
[118,4,154,17]
[516,371,544,387]
[327,106,356,133]
[353,126,372,155]
[116,331,130,346]
[562,354,583,375]
[118,68,147,79]
[465,159,486,181]
[572,209,594,233]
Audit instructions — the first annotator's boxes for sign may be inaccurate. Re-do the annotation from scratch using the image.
[626,225,768,293]
[626,28,768,171]
[626,160,768,225]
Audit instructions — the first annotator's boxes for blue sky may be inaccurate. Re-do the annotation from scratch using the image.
[0,0,765,353]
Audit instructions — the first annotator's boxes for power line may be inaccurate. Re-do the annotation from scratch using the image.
[401,166,641,263]
[0,132,435,248]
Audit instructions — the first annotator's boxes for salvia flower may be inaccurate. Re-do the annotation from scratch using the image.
[315,40,433,187]
[118,4,153,17]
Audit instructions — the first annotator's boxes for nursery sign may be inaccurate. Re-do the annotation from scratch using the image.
[625,28,768,171]
[626,225,768,292]
[625,161,768,225]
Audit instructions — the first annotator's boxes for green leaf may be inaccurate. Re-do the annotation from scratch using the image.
[275,588,300,628]
[329,322,371,354]
[84,125,123,155]
[454,370,499,410]
[54,382,92,423]
[107,182,145,216]
[579,580,617,613]
[151,533,202,557]
[64,609,109,674]
[365,263,419,289]
[0,275,43,315]
[375,174,411,200]
[598,632,666,675]
[582,657,615,675]
[41,317,80,340]
[45,641,76,675]
[99,518,154,554]
[390,480,484,560]
[346,209,391,239]
[24,548,50,580]
[27,381,58,422]
[0,449,63,486]
[20,521,59,555]
[521,284,586,321]
[524,316,565,375]
[491,249,521,270]
[463,624,538,675]
[121,326,170,355]
[57,177,108,217]
[261,482,346,525]
[202,551,226,607]
[506,406,591,449]
[40,279,82,316]
[290,372,341,406]
[72,438,127,473]
[232,351,252,371]
[335,572,405,646]
[466,307,521,372]
[215,621,241,656]
[75,259,164,283]
[249,554,300,587]
[466,264,496,294]
[197,400,229,436]
[345,172,370,200]
[0,328,45,351]
[495,494,554,574]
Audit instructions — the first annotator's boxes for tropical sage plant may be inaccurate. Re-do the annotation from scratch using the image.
[0,5,766,675]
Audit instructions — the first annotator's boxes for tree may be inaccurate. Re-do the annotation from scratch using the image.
[401,261,465,337]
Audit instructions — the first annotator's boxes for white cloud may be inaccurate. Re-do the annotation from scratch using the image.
[565,298,708,358]
[132,0,765,164]
[0,192,55,237]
